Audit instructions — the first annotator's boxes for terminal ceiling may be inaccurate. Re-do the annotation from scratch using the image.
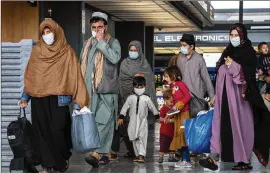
[87,1,201,32]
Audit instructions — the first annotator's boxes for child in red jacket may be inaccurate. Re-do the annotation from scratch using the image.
[158,89,176,163]
[163,66,192,168]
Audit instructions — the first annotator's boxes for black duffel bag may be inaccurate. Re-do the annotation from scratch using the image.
[189,91,210,118]
[7,108,40,168]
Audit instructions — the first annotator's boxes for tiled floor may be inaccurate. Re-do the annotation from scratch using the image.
[3,123,270,173]
[62,123,270,173]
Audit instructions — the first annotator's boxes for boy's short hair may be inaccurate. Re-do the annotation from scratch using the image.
[258,42,268,50]
[133,76,146,87]
[90,17,108,25]
[163,89,172,100]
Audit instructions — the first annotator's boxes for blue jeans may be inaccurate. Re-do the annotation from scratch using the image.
[181,147,190,162]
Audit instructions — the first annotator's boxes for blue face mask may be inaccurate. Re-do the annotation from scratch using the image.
[230,36,241,47]
[129,51,139,59]
[180,46,189,55]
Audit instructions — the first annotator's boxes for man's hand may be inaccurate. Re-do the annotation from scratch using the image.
[117,119,124,126]
[18,100,28,108]
[209,97,215,106]
[96,29,105,41]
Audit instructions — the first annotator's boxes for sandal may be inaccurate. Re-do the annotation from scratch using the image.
[199,157,218,171]
[124,152,135,158]
[99,155,110,165]
[109,153,118,161]
[168,157,178,162]
[158,157,163,164]
[58,160,69,172]
[85,156,99,168]
[232,162,253,170]
[137,155,145,163]
[133,156,139,162]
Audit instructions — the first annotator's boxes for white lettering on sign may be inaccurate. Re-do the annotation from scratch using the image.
[154,36,162,42]
[165,36,171,42]
[154,34,230,43]
[196,36,202,41]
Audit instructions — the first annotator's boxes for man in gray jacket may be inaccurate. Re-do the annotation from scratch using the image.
[177,34,215,107]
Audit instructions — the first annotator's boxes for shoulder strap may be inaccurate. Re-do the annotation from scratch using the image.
[108,37,116,47]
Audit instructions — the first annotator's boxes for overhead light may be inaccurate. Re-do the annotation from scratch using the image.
[251,26,270,30]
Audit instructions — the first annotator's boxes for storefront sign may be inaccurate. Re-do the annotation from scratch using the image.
[154,31,270,46]
[154,33,229,43]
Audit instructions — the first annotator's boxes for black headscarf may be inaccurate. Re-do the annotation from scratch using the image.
[217,23,270,167]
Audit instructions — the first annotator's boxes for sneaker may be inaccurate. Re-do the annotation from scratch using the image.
[175,161,193,168]
[166,108,180,116]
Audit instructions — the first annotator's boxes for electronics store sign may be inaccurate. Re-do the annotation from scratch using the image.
[154,33,230,44]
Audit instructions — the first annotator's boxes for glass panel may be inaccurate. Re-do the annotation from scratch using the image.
[243,1,270,24]
[211,1,239,9]
[211,1,270,24]
[243,1,270,9]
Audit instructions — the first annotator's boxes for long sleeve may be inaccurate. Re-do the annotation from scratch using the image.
[21,92,31,102]
[147,97,159,115]
[120,96,131,116]
[179,82,191,106]
[176,82,191,110]
[228,61,246,85]
[96,39,121,64]
[200,59,215,99]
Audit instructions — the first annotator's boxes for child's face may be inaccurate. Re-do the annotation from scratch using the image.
[164,73,173,85]
[265,93,270,102]
[260,44,269,55]
[134,85,145,96]
[165,97,173,107]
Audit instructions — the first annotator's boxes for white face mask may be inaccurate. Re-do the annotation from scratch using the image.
[42,32,54,45]
[134,87,145,96]
[92,31,97,38]
[230,36,241,47]
[180,46,189,55]
[129,51,139,59]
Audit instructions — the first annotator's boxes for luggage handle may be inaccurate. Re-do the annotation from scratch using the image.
[18,108,26,119]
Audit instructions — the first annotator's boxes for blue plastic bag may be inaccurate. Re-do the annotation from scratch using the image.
[72,108,100,153]
[184,109,214,153]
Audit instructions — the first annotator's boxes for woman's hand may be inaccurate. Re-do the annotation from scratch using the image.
[18,100,28,108]
[224,56,233,66]
[117,119,124,126]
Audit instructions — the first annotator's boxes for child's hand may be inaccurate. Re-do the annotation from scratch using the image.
[117,119,124,126]
[172,106,177,111]
[258,69,263,76]
[164,115,169,123]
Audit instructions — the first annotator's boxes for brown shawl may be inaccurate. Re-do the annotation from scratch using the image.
[24,19,90,108]
[80,33,111,91]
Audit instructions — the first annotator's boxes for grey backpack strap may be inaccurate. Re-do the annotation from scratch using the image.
[108,37,116,47]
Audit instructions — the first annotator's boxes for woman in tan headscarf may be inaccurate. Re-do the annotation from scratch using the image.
[18,19,89,173]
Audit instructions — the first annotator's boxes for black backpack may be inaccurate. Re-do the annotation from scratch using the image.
[7,108,39,172]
